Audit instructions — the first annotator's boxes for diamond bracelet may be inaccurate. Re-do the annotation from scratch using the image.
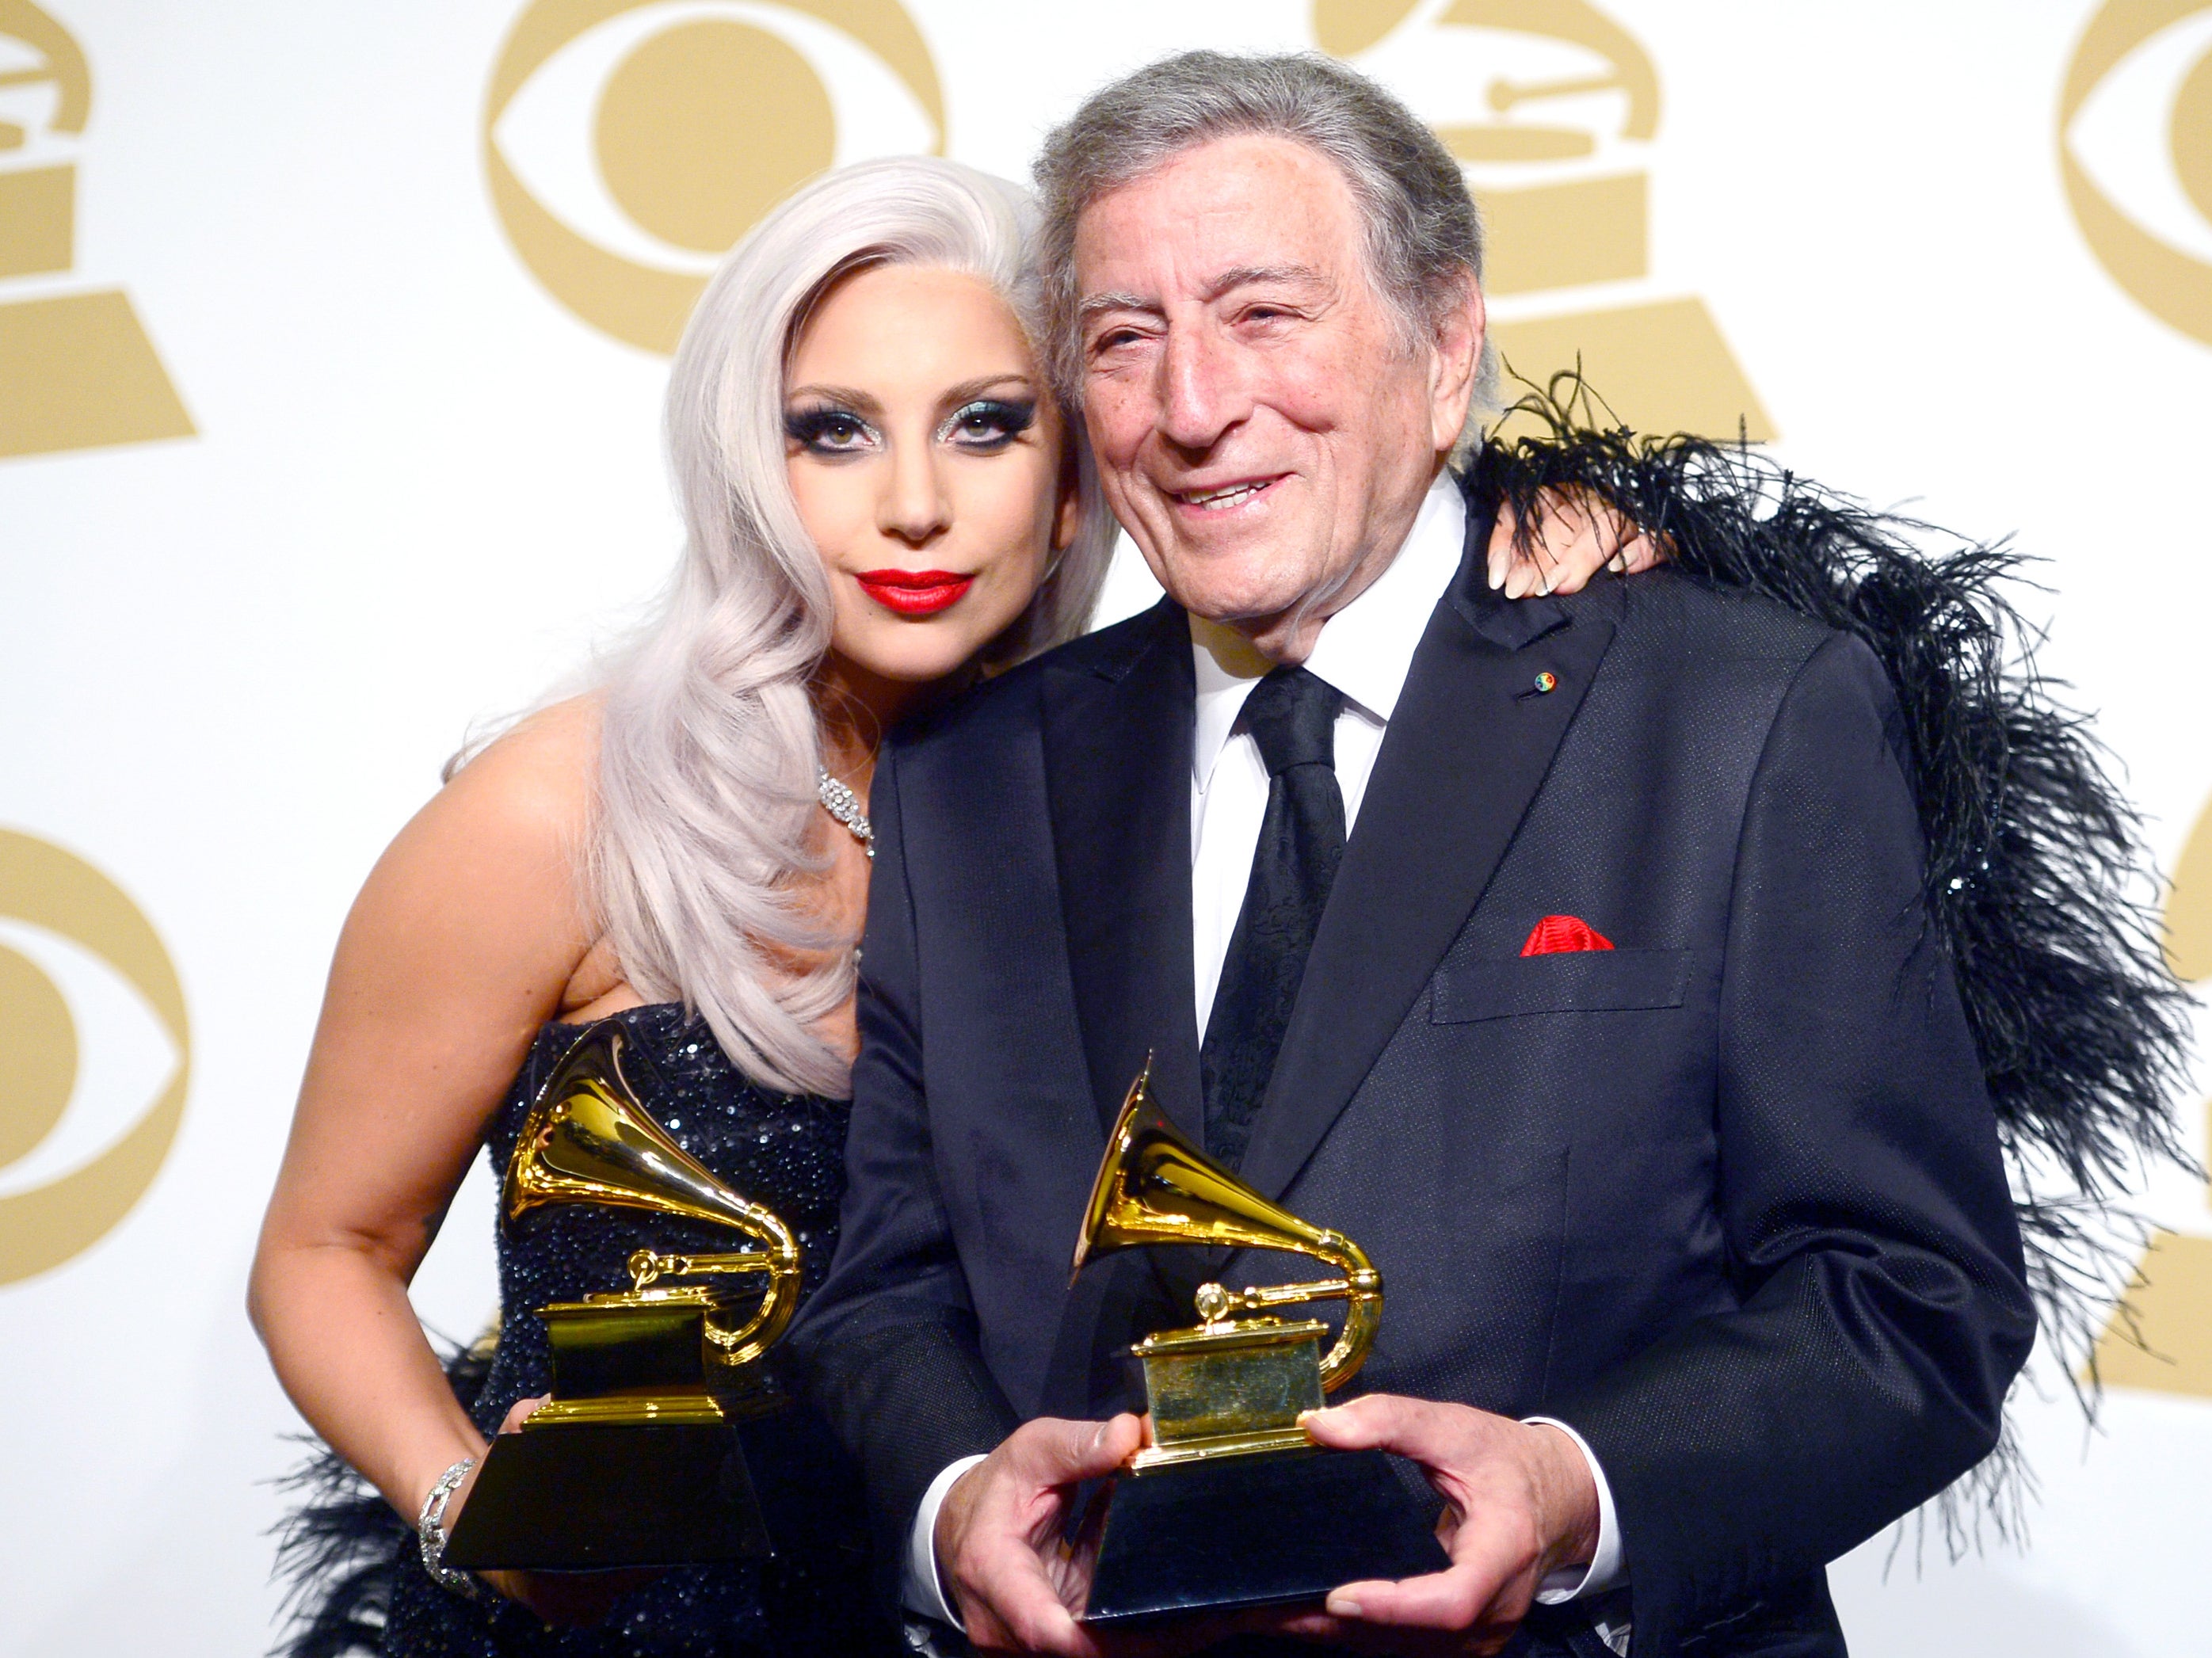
[417,1457,490,1600]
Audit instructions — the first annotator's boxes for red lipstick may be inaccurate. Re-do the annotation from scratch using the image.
[856,569,973,616]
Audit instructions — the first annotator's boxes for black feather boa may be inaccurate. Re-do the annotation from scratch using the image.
[1481,381,2195,1539]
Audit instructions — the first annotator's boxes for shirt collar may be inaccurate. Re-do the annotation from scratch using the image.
[1190,470,1466,787]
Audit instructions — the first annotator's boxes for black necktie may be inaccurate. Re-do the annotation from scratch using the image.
[1201,665,1347,1171]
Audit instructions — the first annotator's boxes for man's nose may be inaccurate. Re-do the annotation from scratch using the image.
[879,436,951,547]
[1157,323,1252,452]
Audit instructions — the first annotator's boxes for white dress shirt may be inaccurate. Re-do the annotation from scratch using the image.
[906,472,1623,1626]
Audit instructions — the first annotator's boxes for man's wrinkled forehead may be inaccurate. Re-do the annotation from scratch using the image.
[1070,133,1366,310]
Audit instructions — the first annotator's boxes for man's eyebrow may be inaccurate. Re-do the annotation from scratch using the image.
[1077,291,1157,326]
[1077,265,1327,330]
[1203,263,1324,299]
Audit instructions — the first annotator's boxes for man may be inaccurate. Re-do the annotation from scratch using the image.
[794,51,2033,1657]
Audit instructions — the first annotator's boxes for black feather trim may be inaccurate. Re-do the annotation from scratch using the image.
[268,1336,494,1657]
[1480,377,2195,1528]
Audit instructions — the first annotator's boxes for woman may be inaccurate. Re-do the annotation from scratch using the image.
[250,155,1643,1657]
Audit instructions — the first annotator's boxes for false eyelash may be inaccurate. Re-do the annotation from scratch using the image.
[784,407,874,449]
[941,398,1036,445]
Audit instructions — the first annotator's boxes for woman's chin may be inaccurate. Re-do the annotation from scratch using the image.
[838,631,990,691]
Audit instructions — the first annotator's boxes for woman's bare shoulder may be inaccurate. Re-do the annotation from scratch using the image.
[340,696,605,993]
[438,694,601,839]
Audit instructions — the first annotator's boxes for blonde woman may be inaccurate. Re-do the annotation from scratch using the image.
[250,156,1642,1657]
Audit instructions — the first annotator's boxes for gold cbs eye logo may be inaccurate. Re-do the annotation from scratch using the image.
[2061,0,2212,346]
[484,0,944,355]
[0,831,189,1286]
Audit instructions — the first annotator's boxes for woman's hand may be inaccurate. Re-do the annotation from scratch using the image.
[441,1396,662,1626]
[1488,489,1663,598]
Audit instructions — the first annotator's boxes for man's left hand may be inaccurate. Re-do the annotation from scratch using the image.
[1271,1395,1600,1656]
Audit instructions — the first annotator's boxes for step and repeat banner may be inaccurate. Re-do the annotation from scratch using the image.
[2,2,2209,1652]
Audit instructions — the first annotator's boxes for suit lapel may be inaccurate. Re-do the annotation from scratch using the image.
[1043,597,1206,1143]
[1038,600,1208,1415]
[1237,495,1622,1202]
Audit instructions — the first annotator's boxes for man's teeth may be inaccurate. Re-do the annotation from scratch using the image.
[1179,481,1266,510]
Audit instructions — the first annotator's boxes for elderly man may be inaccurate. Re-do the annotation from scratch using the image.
[795,51,2032,1658]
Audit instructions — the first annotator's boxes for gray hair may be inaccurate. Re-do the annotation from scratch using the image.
[1034,51,1499,436]
[591,157,1116,1096]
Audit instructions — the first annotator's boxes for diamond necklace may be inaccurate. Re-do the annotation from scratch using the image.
[816,768,874,859]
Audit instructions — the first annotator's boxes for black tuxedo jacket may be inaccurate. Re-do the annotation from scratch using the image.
[793,484,2035,1656]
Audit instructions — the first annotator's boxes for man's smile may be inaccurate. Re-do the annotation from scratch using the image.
[1167,475,1287,513]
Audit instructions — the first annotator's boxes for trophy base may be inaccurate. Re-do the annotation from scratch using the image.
[442,1420,769,1571]
[1081,1446,1447,1625]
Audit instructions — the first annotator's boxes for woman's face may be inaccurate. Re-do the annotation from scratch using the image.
[784,263,1077,690]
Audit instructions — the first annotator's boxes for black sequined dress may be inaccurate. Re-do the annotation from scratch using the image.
[276,1003,888,1657]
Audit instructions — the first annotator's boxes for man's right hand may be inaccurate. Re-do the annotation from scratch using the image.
[933,1413,1143,1654]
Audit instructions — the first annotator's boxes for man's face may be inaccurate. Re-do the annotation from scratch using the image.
[1073,132,1481,659]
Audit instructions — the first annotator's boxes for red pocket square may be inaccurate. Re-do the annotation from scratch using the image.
[1520,915,1615,956]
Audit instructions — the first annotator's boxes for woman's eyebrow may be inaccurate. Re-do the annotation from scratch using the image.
[937,373,1036,406]
[784,383,882,414]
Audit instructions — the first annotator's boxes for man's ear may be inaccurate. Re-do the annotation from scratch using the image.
[1428,274,1485,454]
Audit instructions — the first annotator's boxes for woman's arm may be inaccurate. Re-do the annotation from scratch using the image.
[248,699,604,1528]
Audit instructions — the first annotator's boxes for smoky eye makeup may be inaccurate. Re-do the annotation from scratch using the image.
[784,405,877,454]
[938,397,1036,450]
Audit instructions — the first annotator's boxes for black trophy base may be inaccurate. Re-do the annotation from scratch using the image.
[442,1420,769,1571]
[1081,1446,1447,1625]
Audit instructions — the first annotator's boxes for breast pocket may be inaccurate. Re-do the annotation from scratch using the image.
[1429,949,1690,1023]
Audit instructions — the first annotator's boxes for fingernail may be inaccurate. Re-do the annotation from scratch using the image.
[1326,1595,1362,1617]
[1488,560,1505,591]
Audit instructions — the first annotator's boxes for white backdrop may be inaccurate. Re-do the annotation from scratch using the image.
[2,2,2210,1652]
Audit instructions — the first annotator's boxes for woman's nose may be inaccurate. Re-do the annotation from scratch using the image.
[879,439,951,546]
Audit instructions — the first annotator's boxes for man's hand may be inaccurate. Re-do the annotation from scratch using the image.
[1489,490,1663,599]
[1275,1395,1600,1656]
[933,1413,1143,1655]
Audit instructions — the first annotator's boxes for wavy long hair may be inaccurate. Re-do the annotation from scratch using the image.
[593,158,1116,1096]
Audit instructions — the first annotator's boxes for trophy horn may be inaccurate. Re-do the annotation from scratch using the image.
[1071,1062,1382,1391]
[505,1022,801,1366]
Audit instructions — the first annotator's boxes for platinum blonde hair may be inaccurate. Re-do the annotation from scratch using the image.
[595,156,1116,1096]
[1034,51,1500,442]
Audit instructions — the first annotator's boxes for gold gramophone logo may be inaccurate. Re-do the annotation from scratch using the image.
[0,0,193,461]
[485,0,944,354]
[0,830,189,1286]
[2061,0,2212,348]
[1317,0,1775,441]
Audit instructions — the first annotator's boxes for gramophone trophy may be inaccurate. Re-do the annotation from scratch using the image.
[441,1020,799,1571]
[1070,1067,1447,1624]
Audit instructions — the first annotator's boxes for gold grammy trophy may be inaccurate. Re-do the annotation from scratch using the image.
[442,1020,799,1570]
[1070,1068,1447,1623]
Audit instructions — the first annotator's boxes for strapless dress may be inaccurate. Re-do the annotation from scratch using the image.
[276,1002,889,1656]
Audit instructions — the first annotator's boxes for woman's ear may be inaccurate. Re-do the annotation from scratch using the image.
[1051,436,1083,554]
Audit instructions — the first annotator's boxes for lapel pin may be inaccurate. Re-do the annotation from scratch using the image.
[1532,672,1558,694]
